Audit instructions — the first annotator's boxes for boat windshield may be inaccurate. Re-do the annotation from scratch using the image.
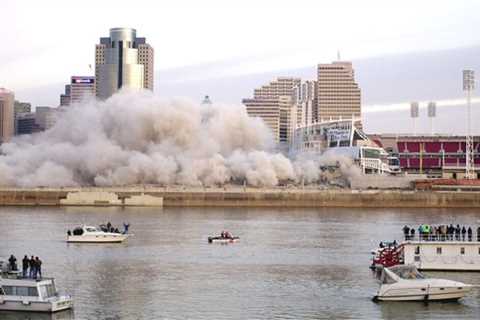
[389,265,425,280]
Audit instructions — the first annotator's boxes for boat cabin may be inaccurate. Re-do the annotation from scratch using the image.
[403,240,480,271]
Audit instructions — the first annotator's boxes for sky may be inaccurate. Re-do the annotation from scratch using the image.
[1,0,479,134]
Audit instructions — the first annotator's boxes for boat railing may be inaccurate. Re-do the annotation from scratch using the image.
[402,234,480,242]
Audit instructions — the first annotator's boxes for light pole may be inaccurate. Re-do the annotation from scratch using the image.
[463,70,475,179]
[410,101,419,136]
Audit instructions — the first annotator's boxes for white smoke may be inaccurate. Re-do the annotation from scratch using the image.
[0,91,360,188]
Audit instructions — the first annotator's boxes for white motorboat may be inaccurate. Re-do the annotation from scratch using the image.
[66,225,129,243]
[373,265,472,302]
[0,261,73,313]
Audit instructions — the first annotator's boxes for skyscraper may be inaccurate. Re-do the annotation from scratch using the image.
[292,80,317,127]
[60,76,95,106]
[95,28,154,99]
[243,78,300,146]
[0,88,15,143]
[316,61,361,123]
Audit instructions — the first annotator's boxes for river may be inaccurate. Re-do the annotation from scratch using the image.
[1,207,479,319]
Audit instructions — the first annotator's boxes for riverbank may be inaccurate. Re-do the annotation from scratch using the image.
[0,187,479,208]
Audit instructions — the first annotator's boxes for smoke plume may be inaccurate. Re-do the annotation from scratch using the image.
[0,91,360,187]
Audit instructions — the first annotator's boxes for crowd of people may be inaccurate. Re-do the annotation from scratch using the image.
[402,224,480,242]
[6,254,43,279]
[100,222,130,234]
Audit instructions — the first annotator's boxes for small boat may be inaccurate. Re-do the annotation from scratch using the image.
[66,225,129,243]
[0,261,73,313]
[208,236,240,244]
[373,265,472,302]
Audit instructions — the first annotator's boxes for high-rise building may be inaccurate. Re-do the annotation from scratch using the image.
[60,76,95,106]
[35,106,57,131]
[15,113,42,135]
[253,77,300,99]
[0,88,15,143]
[243,78,299,146]
[292,80,317,127]
[14,101,31,114]
[95,28,154,99]
[317,61,361,123]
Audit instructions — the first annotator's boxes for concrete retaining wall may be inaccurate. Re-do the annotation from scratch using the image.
[0,187,478,208]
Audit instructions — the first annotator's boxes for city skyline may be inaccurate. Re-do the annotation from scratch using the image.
[1,0,480,135]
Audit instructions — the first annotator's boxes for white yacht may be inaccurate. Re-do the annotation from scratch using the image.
[0,261,73,312]
[66,225,129,243]
[374,265,472,302]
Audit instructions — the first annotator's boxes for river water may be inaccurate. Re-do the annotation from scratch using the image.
[0,207,479,320]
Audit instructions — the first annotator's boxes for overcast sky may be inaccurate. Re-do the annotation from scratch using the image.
[1,0,479,134]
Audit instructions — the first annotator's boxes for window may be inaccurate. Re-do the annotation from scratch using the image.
[2,286,12,295]
[39,284,56,298]
[1,286,37,296]
[28,287,39,296]
[16,287,29,296]
[436,247,442,254]
[461,247,465,255]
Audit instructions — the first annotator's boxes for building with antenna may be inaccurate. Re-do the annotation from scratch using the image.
[316,61,361,124]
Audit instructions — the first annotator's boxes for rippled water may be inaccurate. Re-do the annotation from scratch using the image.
[1,206,480,319]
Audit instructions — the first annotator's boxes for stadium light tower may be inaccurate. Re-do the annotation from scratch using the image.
[463,70,475,179]
[427,102,436,135]
[410,101,419,136]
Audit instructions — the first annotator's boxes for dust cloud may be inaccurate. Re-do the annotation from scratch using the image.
[0,91,360,188]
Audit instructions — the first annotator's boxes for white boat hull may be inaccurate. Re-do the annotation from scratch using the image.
[67,234,128,243]
[0,296,73,312]
[376,287,470,301]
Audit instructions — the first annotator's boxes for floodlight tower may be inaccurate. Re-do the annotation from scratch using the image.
[410,101,419,135]
[463,70,475,179]
[427,102,436,135]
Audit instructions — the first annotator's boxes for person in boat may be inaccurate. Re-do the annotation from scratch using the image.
[8,254,17,272]
[22,255,29,277]
[477,226,480,242]
[29,255,35,278]
[410,228,415,240]
[35,257,42,279]
[123,223,130,234]
[67,230,72,236]
[461,226,467,241]
[402,225,410,240]
[221,231,225,238]
[468,227,473,242]
[107,222,112,232]
[114,228,120,233]
[225,231,232,239]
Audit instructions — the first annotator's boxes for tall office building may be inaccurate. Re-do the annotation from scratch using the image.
[0,88,15,143]
[14,101,31,114]
[243,78,299,146]
[35,106,57,131]
[317,61,361,123]
[292,80,317,127]
[60,76,95,106]
[95,28,154,99]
